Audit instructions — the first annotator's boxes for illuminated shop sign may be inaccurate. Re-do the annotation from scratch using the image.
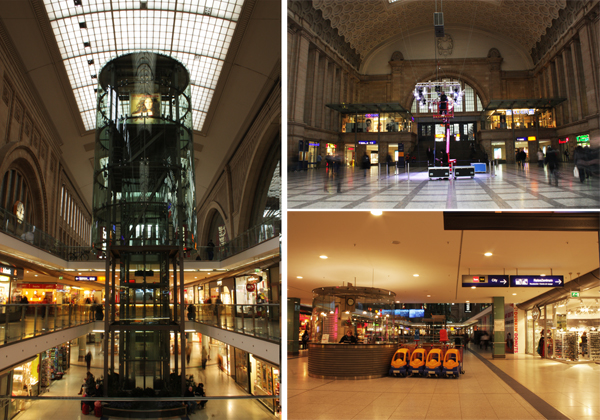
[435,134,445,138]
[510,276,563,287]
[576,134,589,143]
[308,142,320,147]
[326,143,337,148]
[461,275,509,287]
[559,137,569,144]
[75,276,97,281]
[505,109,535,115]
[364,114,379,117]
[515,137,526,142]
[358,141,377,145]
[0,266,15,276]
[527,136,536,141]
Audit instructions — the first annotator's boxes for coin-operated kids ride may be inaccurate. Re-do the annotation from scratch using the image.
[408,348,427,377]
[442,348,463,378]
[424,348,443,377]
[389,348,410,377]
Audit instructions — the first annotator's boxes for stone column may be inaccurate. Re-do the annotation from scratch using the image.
[492,297,505,359]
[288,298,300,354]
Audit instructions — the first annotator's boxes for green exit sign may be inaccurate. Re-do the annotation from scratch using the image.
[571,291,580,297]
[59,276,63,280]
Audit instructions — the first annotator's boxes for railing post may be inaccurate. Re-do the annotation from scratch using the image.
[33,306,37,337]
[4,306,9,344]
[407,162,410,180]
[21,305,26,340]
[241,305,245,334]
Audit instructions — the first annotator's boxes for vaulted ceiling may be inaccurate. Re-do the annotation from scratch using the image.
[312,0,567,59]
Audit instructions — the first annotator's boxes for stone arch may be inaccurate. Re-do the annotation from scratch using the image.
[197,202,230,248]
[0,143,48,232]
[236,111,280,234]
[403,71,490,111]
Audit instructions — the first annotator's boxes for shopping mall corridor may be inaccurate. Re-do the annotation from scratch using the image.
[13,340,276,420]
[287,164,600,209]
[287,343,599,420]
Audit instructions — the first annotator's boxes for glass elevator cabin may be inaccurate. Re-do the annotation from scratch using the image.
[92,52,196,396]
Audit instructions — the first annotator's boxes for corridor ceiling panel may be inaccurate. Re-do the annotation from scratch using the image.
[43,0,245,131]
[312,0,567,58]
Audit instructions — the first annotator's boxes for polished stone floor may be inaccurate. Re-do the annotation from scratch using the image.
[287,345,599,420]
[287,164,600,209]
[13,341,276,420]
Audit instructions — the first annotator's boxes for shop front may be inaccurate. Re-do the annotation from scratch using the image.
[234,348,250,393]
[341,112,411,134]
[250,355,280,414]
[514,138,531,161]
[12,283,75,304]
[492,141,506,160]
[208,279,234,304]
[526,294,600,362]
[576,134,591,148]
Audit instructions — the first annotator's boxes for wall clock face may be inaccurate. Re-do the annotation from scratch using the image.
[13,201,24,224]
[346,298,355,306]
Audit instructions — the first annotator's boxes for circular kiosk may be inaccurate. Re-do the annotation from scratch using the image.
[308,286,398,379]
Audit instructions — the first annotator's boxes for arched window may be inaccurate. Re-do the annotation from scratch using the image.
[207,211,228,247]
[411,79,483,114]
[250,140,281,227]
[0,168,35,225]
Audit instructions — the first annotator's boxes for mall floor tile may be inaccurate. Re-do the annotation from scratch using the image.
[288,345,600,420]
[288,164,599,209]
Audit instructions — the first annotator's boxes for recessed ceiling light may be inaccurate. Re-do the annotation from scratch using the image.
[413,274,419,277]
[540,274,546,277]
[471,286,476,289]
[512,293,517,295]
[78,273,81,275]
[319,255,328,259]
[466,300,470,303]
[297,276,303,279]
[484,252,493,257]
[371,210,383,216]
[427,295,431,297]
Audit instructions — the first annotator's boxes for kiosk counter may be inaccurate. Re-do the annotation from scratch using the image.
[308,343,397,379]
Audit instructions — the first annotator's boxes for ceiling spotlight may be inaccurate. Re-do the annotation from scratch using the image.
[540,274,546,277]
[297,276,303,279]
[319,255,328,259]
[484,252,493,257]
[512,293,517,296]
[371,210,382,216]
[363,311,367,314]
[471,286,476,289]
[427,295,431,297]
[466,300,470,303]
[413,274,419,277]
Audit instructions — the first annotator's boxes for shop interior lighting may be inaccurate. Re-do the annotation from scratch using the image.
[371,210,383,216]
[43,0,245,131]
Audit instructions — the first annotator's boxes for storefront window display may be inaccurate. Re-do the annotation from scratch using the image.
[484,109,555,130]
[209,279,234,304]
[250,355,280,414]
[341,113,410,133]
[545,297,600,362]
[9,357,40,418]
[0,276,10,304]
[13,283,72,304]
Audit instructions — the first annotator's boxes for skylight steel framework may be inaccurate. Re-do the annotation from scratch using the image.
[43,0,245,131]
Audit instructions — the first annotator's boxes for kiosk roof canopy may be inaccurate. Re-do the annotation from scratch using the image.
[326,103,410,114]
[485,98,566,111]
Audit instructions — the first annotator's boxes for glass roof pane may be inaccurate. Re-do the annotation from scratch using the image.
[43,0,245,131]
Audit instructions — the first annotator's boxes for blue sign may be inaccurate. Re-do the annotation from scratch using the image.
[510,276,564,287]
[462,275,509,287]
[75,276,97,281]
[409,309,424,318]
[516,137,527,142]
[309,142,320,147]
[358,140,377,145]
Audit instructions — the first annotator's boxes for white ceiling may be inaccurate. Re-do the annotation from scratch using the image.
[287,211,600,305]
[0,0,280,209]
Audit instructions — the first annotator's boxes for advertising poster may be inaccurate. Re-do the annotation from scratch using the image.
[130,93,161,124]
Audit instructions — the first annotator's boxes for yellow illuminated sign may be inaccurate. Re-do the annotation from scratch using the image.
[527,136,536,141]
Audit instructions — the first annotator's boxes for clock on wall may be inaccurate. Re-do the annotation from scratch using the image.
[346,297,355,306]
[13,201,24,224]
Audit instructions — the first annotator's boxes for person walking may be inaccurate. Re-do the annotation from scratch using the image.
[85,351,92,371]
[361,153,370,177]
[202,345,208,370]
[207,239,215,261]
[545,146,560,185]
[316,154,322,169]
[537,148,544,167]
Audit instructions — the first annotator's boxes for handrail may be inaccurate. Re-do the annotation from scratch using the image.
[0,206,280,262]
[0,303,96,346]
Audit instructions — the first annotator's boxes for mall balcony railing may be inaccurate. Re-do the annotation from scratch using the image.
[0,303,96,346]
[187,303,280,343]
[0,206,280,262]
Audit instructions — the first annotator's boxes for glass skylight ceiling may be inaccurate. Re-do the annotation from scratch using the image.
[43,0,245,131]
